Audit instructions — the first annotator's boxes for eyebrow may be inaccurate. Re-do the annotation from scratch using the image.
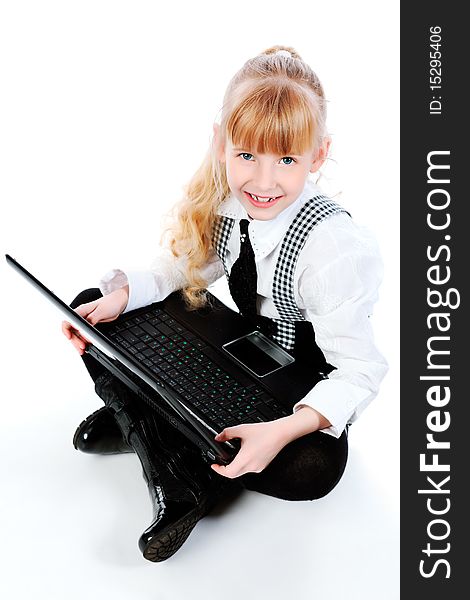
[232,147,301,157]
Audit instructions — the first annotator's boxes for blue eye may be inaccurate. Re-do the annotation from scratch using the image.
[237,153,296,164]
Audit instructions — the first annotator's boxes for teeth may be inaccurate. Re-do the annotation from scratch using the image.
[249,193,275,203]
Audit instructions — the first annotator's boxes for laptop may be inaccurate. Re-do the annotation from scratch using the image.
[5,253,327,465]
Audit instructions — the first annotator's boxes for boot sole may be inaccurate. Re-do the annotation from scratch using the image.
[141,479,241,562]
[141,495,214,562]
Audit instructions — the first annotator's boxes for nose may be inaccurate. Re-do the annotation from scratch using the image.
[252,162,277,194]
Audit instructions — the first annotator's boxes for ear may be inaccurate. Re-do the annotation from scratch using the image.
[309,136,331,173]
[213,122,226,163]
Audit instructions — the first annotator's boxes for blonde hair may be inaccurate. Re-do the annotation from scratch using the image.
[164,45,329,309]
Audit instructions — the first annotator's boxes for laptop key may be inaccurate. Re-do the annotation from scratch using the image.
[156,323,174,336]
[121,330,139,344]
[130,326,146,337]
[170,333,183,342]
[150,355,165,365]
[185,331,197,341]
[140,322,159,336]
[192,340,207,349]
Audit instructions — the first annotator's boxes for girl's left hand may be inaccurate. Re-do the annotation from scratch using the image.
[211,420,289,479]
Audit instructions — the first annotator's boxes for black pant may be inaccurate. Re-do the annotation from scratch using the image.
[70,288,348,501]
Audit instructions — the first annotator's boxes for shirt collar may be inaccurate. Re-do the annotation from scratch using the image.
[216,178,322,260]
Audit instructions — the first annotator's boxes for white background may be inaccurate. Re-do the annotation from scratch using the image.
[0,1,399,598]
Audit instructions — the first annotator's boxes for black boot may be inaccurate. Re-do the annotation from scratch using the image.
[73,407,133,454]
[94,371,241,562]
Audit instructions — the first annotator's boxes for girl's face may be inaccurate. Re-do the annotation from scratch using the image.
[215,126,329,221]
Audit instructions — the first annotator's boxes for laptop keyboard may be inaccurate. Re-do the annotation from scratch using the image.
[108,307,289,430]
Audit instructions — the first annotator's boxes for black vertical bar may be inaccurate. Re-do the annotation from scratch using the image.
[401,2,467,596]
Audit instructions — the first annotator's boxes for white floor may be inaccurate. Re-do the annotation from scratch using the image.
[1,272,399,600]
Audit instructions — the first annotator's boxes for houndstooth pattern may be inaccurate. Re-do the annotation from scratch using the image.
[269,317,297,350]
[211,216,235,279]
[212,196,350,351]
[269,195,349,349]
[273,195,347,320]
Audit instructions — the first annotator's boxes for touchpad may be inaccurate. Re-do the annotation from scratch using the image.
[222,330,295,378]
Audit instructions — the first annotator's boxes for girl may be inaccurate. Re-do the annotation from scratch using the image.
[63,45,388,562]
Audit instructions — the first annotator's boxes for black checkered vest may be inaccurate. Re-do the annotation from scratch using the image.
[212,194,351,367]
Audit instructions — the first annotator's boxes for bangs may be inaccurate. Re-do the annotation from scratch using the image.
[225,81,319,156]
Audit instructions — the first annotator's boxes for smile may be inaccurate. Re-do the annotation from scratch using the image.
[244,191,283,207]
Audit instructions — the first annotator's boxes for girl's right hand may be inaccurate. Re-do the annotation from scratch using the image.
[62,285,129,355]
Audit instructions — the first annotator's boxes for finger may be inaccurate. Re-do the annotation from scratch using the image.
[94,315,118,324]
[62,322,84,348]
[62,321,72,339]
[62,320,89,354]
[213,460,263,478]
[210,452,247,478]
[81,304,113,326]
[66,327,89,352]
[75,342,86,354]
[74,301,101,320]
[85,308,102,326]
[73,329,91,346]
[211,462,246,479]
[71,333,86,350]
[211,463,235,478]
[214,426,243,442]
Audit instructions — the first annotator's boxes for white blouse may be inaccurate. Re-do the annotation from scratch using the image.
[99,179,389,438]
